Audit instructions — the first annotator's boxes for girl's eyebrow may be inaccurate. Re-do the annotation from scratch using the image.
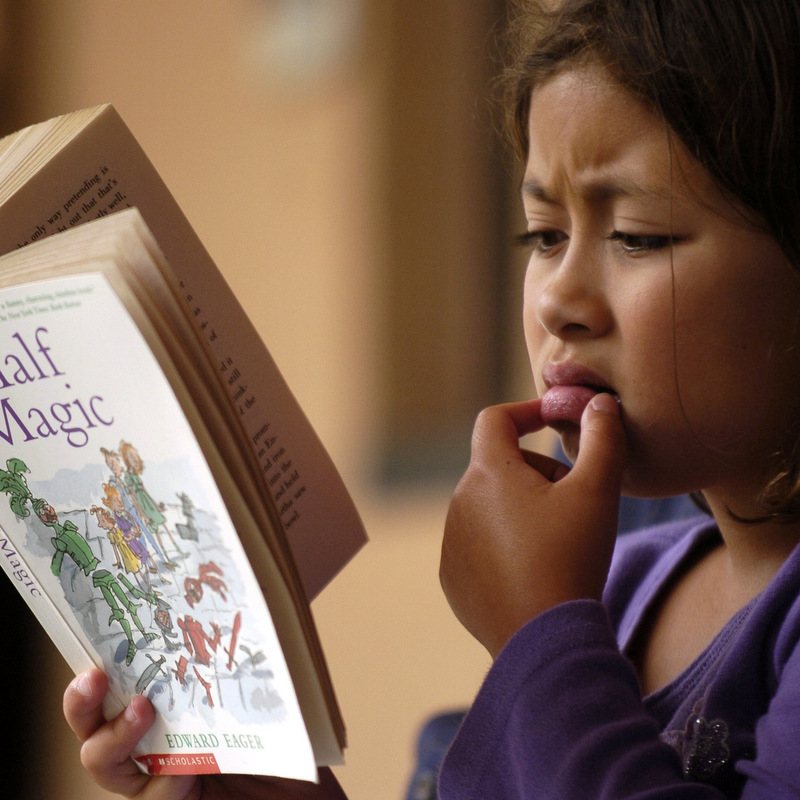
[521,175,674,204]
[520,180,553,202]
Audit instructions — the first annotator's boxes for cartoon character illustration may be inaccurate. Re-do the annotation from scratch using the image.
[100,483,154,575]
[178,615,222,667]
[92,504,144,586]
[184,561,228,608]
[119,441,188,561]
[91,568,160,665]
[0,461,99,578]
[35,499,100,578]
[102,447,176,574]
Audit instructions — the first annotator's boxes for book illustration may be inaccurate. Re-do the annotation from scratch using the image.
[175,492,199,541]
[0,447,286,726]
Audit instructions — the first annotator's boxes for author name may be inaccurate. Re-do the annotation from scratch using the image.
[164,732,264,751]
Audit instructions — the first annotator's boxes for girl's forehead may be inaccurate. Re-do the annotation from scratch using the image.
[526,69,668,187]
[523,66,724,216]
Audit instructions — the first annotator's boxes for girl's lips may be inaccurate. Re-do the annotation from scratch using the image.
[539,362,617,425]
[540,384,598,425]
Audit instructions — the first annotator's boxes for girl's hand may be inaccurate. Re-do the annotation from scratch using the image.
[63,669,348,800]
[440,394,626,658]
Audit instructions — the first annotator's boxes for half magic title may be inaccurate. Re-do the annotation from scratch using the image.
[0,325,113,448]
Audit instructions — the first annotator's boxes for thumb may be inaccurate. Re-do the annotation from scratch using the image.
[568,392,626,498]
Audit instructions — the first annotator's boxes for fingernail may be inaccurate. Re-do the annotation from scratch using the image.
[590,392,620,414]
[74,672,93,697]
[124,699,140,722]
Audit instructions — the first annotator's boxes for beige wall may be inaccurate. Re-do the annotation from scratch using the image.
[14,3,499,798]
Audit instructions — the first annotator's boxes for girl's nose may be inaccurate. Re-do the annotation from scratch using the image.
[530,252,612,340]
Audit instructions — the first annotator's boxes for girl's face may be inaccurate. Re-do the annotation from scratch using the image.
[124,448,143,473]
[106,453,123,478]
[523,66,800,505]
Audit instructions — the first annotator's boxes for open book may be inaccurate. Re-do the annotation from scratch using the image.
[0,106,367,781]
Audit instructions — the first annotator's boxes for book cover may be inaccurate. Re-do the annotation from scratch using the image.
[0,267,319,780]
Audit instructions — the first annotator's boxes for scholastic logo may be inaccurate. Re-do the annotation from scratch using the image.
[135,753,221,775]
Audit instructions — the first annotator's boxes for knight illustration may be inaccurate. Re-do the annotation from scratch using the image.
[0,458,163,665]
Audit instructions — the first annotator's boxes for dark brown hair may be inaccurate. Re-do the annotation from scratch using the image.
[502,0,800,520]
[503,0,800,265]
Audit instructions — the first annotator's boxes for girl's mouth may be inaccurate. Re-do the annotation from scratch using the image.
[540,362,618,425]
[540,384,600,425]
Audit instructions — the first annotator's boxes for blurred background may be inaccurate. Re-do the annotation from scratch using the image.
[0,1,542,797]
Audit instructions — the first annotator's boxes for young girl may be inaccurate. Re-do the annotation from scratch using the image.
[63,0,800,797]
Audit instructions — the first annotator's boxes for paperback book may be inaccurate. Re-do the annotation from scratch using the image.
[0,106,368,781]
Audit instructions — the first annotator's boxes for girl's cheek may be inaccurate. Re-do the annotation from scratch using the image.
[523,318,549,384]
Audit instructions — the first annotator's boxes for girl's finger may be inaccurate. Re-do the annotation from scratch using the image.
[79,693,159,796]
[470,399,545,464]
[568,392,626,497]
[63,669,109,742]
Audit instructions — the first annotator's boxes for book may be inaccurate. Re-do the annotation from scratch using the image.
[0,106,368,780]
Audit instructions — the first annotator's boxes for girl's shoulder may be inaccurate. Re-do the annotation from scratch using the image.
[613,514,716,568]
[604,515,716,638]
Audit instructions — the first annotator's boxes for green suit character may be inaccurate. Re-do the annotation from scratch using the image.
[34,501,100,577]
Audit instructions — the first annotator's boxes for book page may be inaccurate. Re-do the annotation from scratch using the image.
[0,271,318,779]
[0,106,366,600]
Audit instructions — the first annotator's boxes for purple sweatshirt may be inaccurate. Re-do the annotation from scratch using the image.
[437,516,800,799]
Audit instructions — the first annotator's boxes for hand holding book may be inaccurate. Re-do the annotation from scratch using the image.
[65,668,350,800]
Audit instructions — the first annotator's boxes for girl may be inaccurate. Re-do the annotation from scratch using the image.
[63,0,800,797]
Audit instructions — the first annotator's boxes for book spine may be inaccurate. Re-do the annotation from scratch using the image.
[0,524,98,678]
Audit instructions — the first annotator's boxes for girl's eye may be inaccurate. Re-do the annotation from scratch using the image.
[515,229,568,255]
[609,231,674,253]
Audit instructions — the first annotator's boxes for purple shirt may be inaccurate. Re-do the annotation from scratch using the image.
[438,516,800,799]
